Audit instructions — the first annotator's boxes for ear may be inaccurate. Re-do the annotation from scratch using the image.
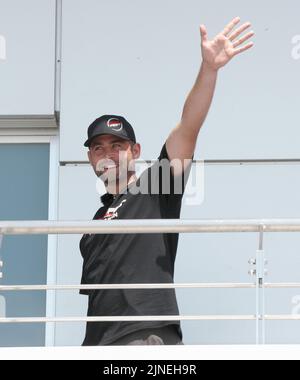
[132,143,141,160]
[87,150,92,164]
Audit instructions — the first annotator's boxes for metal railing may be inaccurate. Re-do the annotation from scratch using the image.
[1,219,300,345]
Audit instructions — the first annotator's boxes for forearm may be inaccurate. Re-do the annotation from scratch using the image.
[166,18,253,163]
[180,62,218,138]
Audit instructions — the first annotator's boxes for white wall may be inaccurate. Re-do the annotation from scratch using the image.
[60,0,300,162]
[177,163,300,344]
[0,0,56,115]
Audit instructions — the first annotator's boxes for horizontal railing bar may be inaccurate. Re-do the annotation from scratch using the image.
[265,283,300,289]
[1,283,300,292]
[60,159,300,166]
[0,315,257,324]
[1,283,299,292]
[265,315,300,321]
[1,219,300,235]
[0,283,256,291]
[0,315,300,324]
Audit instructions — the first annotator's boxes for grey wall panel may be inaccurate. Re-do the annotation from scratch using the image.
[0,0,56,115]
[176,163,300,344]
[56,162,300,345]
[264,232,300,344]
[60,0,300,162]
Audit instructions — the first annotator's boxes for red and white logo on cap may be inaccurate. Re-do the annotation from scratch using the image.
[107,118,123,132]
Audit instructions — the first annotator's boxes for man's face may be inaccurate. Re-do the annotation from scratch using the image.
[88,134,141,184]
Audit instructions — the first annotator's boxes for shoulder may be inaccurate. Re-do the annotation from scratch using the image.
[93,206,106,220]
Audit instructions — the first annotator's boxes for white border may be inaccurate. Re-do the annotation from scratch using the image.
[0,345,300,361]
[54,0,62,113]
[45,136,59,346]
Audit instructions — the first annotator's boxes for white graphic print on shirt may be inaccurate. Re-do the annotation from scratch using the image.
[103,199,127,220]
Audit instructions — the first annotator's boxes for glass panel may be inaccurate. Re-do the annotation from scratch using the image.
[0,144,49,347]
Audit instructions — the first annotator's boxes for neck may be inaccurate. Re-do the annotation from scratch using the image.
[105,172,137,195]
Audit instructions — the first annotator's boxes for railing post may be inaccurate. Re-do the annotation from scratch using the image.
[256,225,266,345]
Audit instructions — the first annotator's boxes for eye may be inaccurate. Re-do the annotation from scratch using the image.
[93,146,103,153]
[112,143,122,150]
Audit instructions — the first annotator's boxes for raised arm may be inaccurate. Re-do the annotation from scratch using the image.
[166,17,255,175]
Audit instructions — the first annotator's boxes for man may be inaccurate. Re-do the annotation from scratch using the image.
[80,17,254,346]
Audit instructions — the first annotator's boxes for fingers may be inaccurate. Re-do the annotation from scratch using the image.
[223,17,255,56]
[233,31,255,48]
[228,22,252,41]
[200,25,208,42]
[222,16,241,36]
[233,42,254,56]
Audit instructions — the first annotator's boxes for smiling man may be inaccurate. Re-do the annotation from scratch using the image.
[80,17,255,346]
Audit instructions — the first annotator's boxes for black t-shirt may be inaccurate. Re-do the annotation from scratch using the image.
[79,143,192,346]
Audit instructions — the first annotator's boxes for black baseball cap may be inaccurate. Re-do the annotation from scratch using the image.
[84,115,136,147]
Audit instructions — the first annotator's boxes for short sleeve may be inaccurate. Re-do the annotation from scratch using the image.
[137,143,193,203]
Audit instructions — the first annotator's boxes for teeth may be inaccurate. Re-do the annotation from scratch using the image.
[98,162,118,171]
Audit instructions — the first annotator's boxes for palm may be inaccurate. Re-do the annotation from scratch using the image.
[202,36,235,69]
[200,17,254,71]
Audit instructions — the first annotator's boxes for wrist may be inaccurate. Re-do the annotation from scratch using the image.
[201,61,219,75]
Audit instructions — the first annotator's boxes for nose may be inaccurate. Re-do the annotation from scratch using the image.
[105,150,116,161]
[99,145,114,159]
